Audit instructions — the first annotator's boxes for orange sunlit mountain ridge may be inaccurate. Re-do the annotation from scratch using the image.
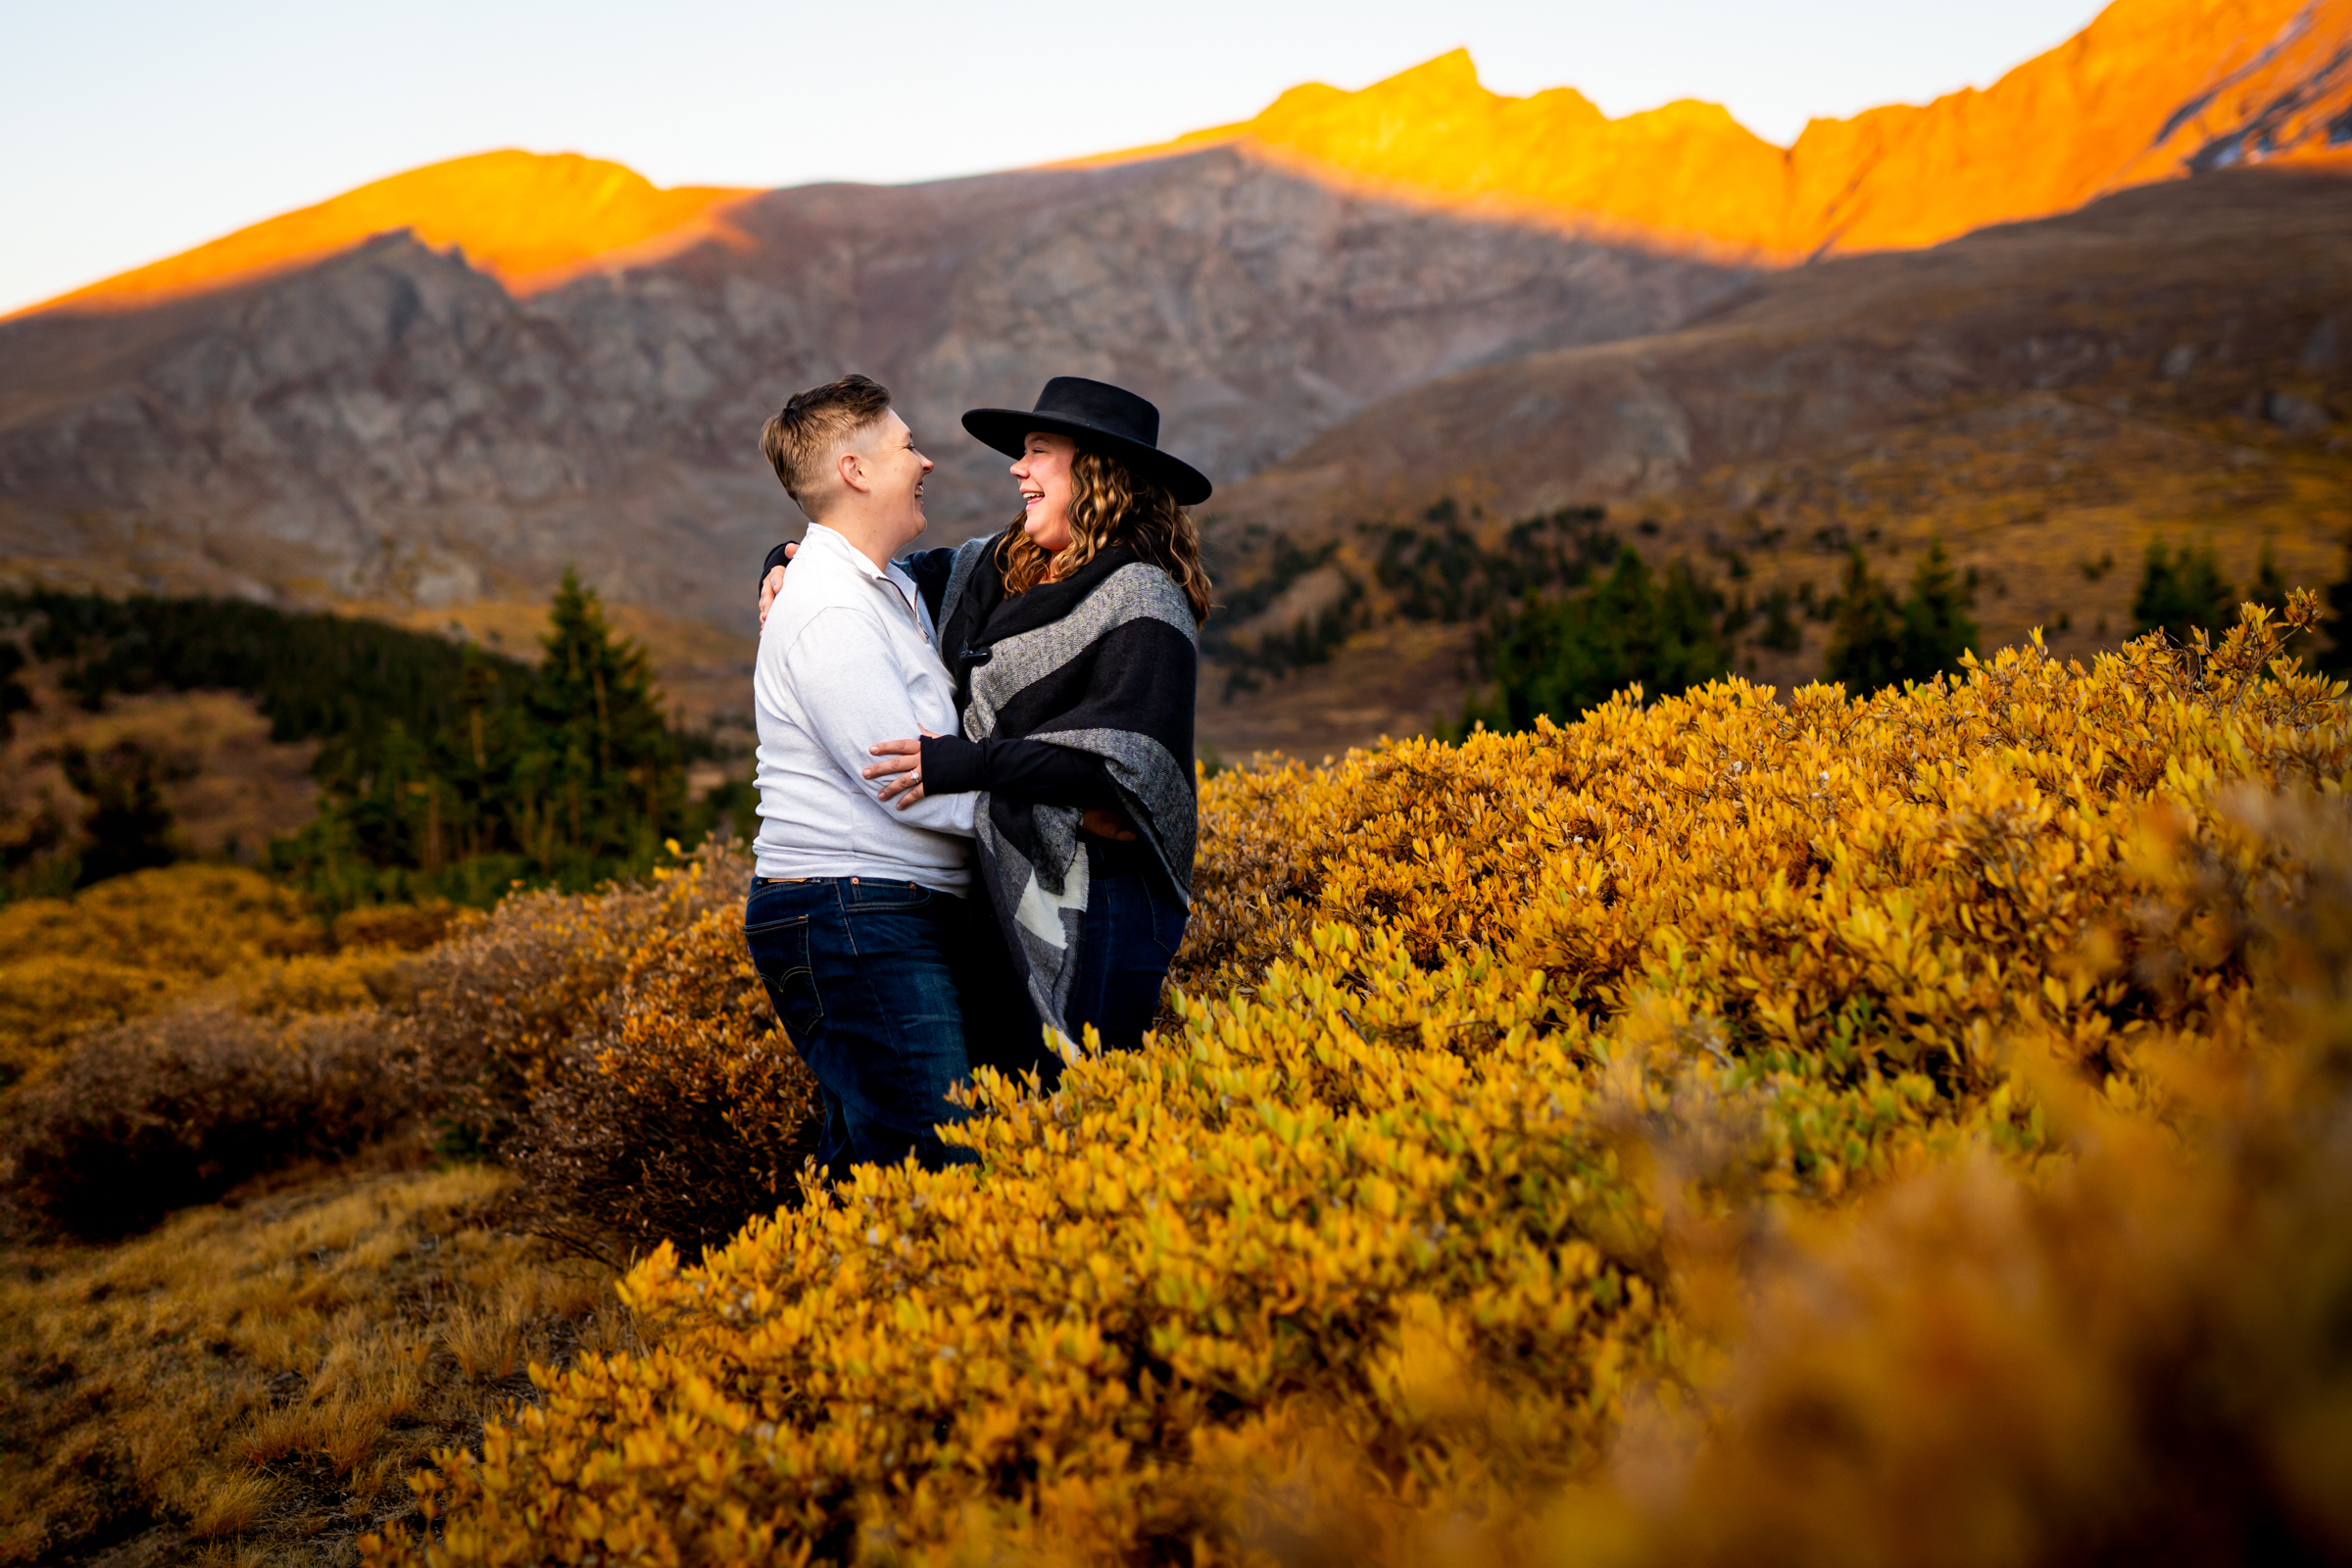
[25,0,2352,320]
[27,151,755,317]
[1147,0,2352,258]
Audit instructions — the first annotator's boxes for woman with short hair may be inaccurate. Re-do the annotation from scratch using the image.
[860,376,1211,1079]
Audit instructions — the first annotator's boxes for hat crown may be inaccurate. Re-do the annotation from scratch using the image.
[960,374,1210,504]
[1032,376,1160,451]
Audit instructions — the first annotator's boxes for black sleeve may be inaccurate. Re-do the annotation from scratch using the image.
[898,548,958,624]
[920,735,1118,807]
[760,541,956,597]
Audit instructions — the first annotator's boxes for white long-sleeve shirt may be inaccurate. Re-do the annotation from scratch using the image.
[753,523,976,893]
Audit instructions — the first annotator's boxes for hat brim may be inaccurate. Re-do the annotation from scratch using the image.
[961,408,1213,507]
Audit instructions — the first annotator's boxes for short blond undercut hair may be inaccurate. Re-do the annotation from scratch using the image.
[760,373,894,517]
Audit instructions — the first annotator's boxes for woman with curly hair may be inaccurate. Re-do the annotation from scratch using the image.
[847,376,1212,1079]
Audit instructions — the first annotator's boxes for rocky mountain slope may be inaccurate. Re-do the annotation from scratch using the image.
[24,151,758,315]
[1198,166,2352,756]
[1213,169,2352,529]
[0,148,1749,659]
[2,0,2347,741]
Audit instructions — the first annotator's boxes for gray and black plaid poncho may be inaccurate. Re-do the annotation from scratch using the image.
[925,534,1199,1041]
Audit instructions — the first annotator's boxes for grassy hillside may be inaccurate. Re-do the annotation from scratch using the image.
[4,603,2346,1563]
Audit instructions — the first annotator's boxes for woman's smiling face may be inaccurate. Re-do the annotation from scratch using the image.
[1010,430,1077,553]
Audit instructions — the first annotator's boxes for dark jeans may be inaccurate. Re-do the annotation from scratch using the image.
[743,875,977,1180]
[964,839,1190,1083]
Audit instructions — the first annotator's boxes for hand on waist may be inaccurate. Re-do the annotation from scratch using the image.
[1080,808,1139,842]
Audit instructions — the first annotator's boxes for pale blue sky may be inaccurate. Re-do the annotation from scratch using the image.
[1,0,2107,316]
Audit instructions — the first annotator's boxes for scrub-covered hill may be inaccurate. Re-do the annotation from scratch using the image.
[5,609,2350,1563]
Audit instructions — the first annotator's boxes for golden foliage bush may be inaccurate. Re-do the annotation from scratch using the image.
[1,876,461,1239]
[0,864,317,1082]
[0,866,457,1099]
[1212,792,2352,1568]
[505,903,820,1260]
[231,946,415,1020]
[365,602,2352,1566]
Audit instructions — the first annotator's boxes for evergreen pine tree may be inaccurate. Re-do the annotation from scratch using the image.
[1821,548,1904,693]
[60,741,179,886]
[1644,557,1732,694]
[442,646,515,861]
[1895,539,1979,683]
[518,570,683,866]
[1758,588,1802,652]
[2250,543,2289,610]
[2320,537,2352,678]
[2131,540,2237,644]
[0,641,31,739]
[1466,549,1731,731]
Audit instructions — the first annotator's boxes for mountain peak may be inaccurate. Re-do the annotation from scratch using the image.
[1181,0,2352,257]
[29,150,753,318]
[1380,48,1483,95]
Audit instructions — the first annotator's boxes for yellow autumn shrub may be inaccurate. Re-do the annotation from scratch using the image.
[0,866,460,1097]
[368,601,2351,1567]
[1197,792,2352,1568]
[0,864,317,1083]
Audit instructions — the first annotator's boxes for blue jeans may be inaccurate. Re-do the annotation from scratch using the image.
[743,876,977,1180]
[1068,843,1190,1053]
[964,841,1189,1082]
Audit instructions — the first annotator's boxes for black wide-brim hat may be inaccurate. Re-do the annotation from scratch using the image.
[962,376,1212,506]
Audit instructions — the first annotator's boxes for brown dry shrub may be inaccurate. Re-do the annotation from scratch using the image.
[1,841,781,1248]
[0,1004,403,1238]
[507,903,821,1261]
[387,843,751,1147]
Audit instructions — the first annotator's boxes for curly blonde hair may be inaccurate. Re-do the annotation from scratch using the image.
[996,447,1213,625]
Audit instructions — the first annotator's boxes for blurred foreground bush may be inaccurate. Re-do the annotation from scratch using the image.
[366,600,2352,1567]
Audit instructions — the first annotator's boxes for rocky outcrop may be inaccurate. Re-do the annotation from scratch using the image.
[0,149,1752,628]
